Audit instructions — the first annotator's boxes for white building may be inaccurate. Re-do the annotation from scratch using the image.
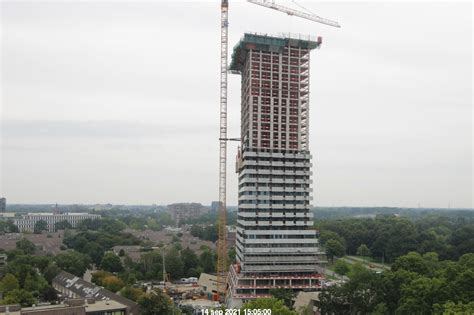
[14,212,101,232]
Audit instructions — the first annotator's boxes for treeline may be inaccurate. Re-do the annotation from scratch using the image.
[63,218,142,265]
[317,214,474,262]
[122,246,217,282]
[313,207,474,220]
[318,252,474,314]
[0,220,18,233]
[190,224,218,242]
[115,211,175,231]
[0,238,91,306]
[180,211,237,226]
[89,245,220,292]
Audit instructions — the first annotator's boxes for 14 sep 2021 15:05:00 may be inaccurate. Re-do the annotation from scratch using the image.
[201,309,272,315]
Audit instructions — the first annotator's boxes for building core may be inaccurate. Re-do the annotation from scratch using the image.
[226,33,325,307]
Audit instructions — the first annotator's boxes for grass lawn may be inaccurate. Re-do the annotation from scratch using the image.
[343,256,391,271]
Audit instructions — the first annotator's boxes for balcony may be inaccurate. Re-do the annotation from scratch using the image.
[242,238,318,245]
[242,265,319,272]
[241,247,319,254]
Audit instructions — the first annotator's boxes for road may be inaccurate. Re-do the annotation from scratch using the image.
[341,256,391,272]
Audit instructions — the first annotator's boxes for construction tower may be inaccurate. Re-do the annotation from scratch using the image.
[226,33,326,307]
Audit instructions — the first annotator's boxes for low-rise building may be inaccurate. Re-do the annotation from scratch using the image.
[52,271,139,315]
[293,291,321,315]
[14,213,101,232]
[112,246,142,262]
[0,231,64,255]
[0,299,128,315]
[198,273,218,297]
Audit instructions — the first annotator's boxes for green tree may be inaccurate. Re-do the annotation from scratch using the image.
[319,230,346,247]
[370,303,388,315]
[54,220,72,231]
[317,285,351,315]
[102,275,125,292]
[91,270,113,286]
[391,251,429,275]
[55,251,91,277]
[190,225,204,238]
[356,244,371,257]
[32,256,54,273]
[34,220,48,234]
[43,263,61,284]
[0,220,19,233]
[181,247,199,277]
[120,286,145,302]
[241,298,297,315]
[334,259,351,280]
[343,263,382,314]
[0,273,20,293]
[16,238,36,255]
[23,273,39,292]
[436,301,474,315]
[458,253,474,269]
[83,242,105,266]
[2,289,36,306]
[140,251,163,279]
[40,286,58,302]
[326,239,345,263]
[101,252,123,273]
[396,276,446,314]
[199,250,215,273]
[269,288,295,309]
[450,269,474,303]
[138,289,176,315]
[165,248,184,280]
[228,247,236,264]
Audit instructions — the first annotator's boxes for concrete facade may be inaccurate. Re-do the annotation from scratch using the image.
[227,33,325,307]
[13,213,101,232]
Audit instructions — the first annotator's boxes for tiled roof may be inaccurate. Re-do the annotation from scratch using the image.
[53,271,138,313]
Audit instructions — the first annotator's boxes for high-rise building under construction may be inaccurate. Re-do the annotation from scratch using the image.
[226,33,325,307]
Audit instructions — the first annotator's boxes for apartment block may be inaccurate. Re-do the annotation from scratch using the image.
[14,213,101,232]
[226,33,325,307]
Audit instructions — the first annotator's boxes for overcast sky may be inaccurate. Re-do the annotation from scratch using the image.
[0,1,472,208]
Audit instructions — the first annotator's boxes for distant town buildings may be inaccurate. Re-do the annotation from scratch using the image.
[0,198,6,212]
[124,227,215,254]
[210,201,222,213]
[166,203,209,225]
[13,213,101,232]
[0,231,65,255]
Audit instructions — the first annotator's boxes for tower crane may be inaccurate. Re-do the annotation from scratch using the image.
[217,0,340,302]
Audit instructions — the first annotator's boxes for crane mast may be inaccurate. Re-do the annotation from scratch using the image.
[216,0,339,302]
[217,0,229,301]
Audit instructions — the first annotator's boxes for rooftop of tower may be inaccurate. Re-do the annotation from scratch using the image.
[229,32,321,73]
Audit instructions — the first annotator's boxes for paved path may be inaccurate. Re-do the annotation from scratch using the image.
[342,256,390,271]
[320,266,347,284]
